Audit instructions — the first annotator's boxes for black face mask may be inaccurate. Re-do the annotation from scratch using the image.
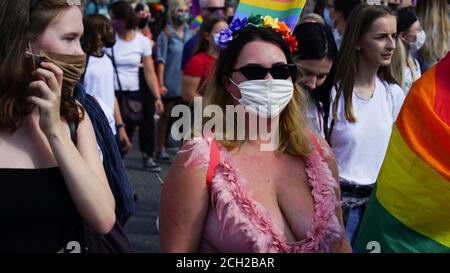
[102,34,116,48]
[227,16,234,24]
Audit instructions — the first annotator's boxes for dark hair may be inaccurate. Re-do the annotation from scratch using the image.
[396,7,418,33]
[194,16,226,55]
[135,3,149,29]
[0,0,84,132]
[293,22,338,126]
[293,22,337,61]
[333,0,362,21]
[149,3,168,40]
[82,14,114,54]
[313,0,327,16]
[110,0,139,30]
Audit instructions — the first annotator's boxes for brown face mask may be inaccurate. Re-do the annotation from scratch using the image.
[26,46,86,97]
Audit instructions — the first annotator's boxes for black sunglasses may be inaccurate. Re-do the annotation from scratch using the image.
[231,64,296,80]
[205,7,226,12]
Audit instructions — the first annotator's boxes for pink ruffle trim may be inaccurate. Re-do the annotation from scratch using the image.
[181,136,343,253]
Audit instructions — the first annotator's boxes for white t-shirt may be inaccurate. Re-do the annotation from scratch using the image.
[95,96,116,136]
[104,32,152,92]
[329,76,405,185]
[82,53,116,135]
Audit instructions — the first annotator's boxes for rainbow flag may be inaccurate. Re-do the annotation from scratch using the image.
[354,52,450,253]
[234,0,307,31]
[190,15,203,31]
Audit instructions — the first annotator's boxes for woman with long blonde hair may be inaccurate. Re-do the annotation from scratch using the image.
[415,0,450,72]
[390,7,424,94]
[327,4,405,247]
[160,15,351,253]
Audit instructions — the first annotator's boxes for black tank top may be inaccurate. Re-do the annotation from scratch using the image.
[0,167,80,253]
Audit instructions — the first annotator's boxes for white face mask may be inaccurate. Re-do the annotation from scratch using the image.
[409,30,426,53]
[213,33,220,47]
[229,79,294,118]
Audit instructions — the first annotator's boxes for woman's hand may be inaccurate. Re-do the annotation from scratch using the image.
[155,98,164,114]
[118,127,132,154]
[27,62,64,138]
[160,85,168,96]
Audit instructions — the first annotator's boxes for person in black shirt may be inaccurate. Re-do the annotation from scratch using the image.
[0,0,116,252]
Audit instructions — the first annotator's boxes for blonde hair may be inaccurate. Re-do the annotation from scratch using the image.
[164,0,189,37]
[169,0,189,17]
[415,0,450,67]
[331,4,398,123]
[200,28,313,156]
[391,34,420,90]
[300,13,326,26]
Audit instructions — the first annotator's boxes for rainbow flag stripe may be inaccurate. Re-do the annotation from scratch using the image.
[355,53,450,253]
[190,15,203,31]
[234,0,306,31]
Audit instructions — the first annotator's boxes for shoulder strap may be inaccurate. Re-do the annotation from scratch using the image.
[325,119,334,146]
[110,47,123,92]
[69,120,79,145]
[206,139,220,190]
[309,132,325,159]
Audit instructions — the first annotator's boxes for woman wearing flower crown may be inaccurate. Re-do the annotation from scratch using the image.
[159,14,351,253]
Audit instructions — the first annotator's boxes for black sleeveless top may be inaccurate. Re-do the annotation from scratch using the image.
[0,167,80,253]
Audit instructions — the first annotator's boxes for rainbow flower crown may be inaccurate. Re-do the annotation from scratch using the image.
[218,15,298,52]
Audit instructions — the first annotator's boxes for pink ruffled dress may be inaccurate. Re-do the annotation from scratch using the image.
[179,135,343,253]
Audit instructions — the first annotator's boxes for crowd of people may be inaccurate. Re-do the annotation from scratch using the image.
[0,0,449,253]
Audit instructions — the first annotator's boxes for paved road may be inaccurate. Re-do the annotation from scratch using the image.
[121,138,174,253]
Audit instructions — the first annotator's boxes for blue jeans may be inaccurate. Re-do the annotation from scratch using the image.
[341,191,370,249]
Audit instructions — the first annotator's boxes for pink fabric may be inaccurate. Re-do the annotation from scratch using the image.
[179,135,343,253]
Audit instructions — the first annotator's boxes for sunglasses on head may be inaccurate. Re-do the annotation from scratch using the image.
[231,64,296,80]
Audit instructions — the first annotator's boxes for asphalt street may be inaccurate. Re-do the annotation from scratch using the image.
[121,137,174,253]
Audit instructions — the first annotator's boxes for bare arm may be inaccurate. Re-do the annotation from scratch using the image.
[143,56,162,100]
[48,113,116,235]
[29,62,115,235]
[113,96,124,125]
[159,150,210,252]
[113,97,132,153]
[182,75,201,103]
[157,62,165,88]
[143,56,164,114]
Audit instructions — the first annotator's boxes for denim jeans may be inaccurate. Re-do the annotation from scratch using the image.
[341,191,371,249]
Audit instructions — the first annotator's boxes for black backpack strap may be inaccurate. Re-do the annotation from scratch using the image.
[325,119,334,146]
[69,120,79,145]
